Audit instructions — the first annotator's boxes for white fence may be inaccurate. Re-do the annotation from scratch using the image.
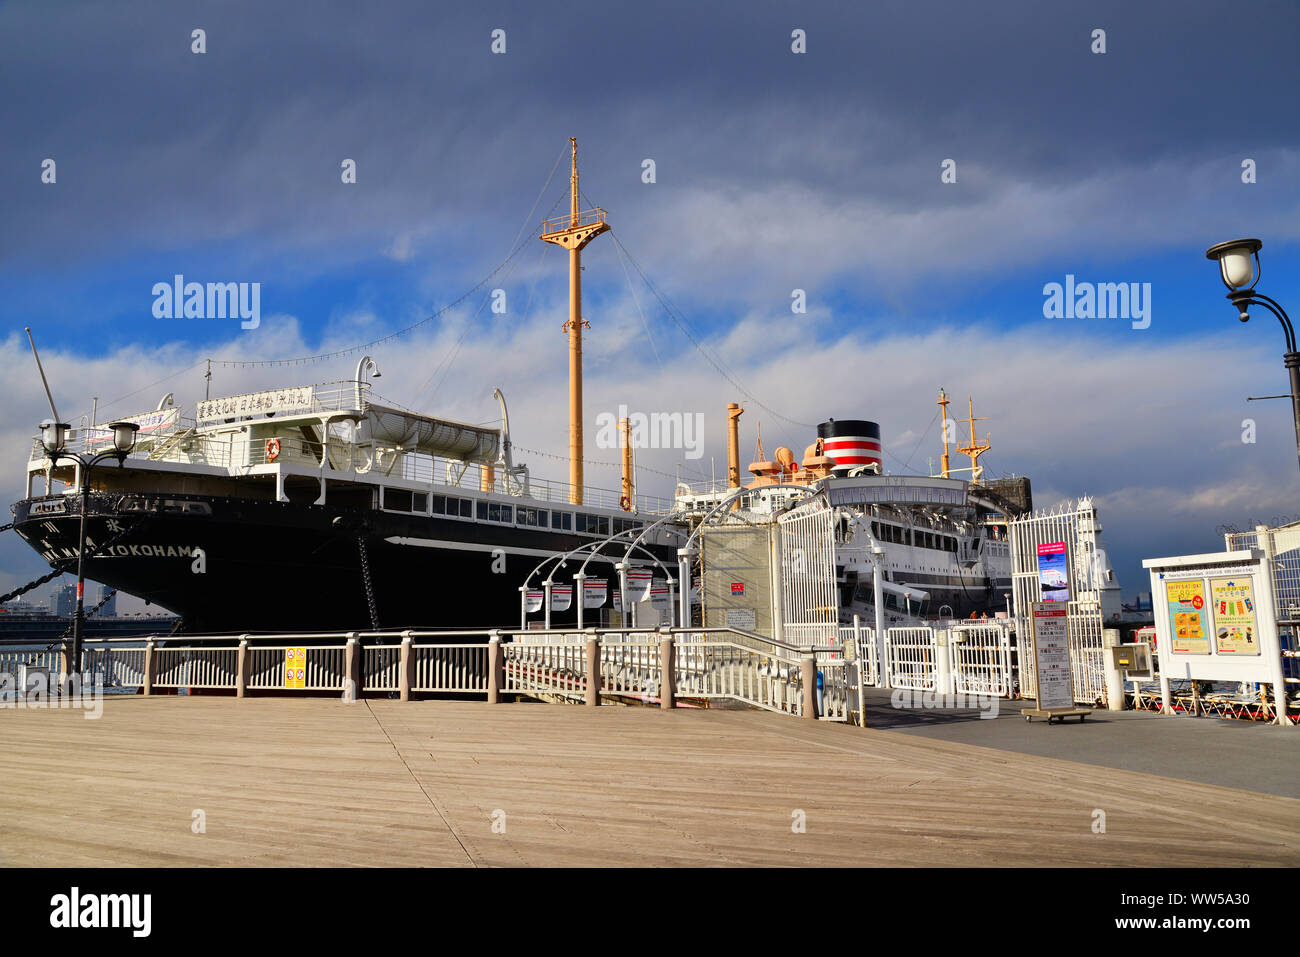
[155,647,240,689]
[503,640,587,701]
[414,644,489,693]
[885,627,940,691]
[1008,500,1111,704]
[950,624,1014,697]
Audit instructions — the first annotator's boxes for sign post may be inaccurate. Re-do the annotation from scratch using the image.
[1023,602,1092,723]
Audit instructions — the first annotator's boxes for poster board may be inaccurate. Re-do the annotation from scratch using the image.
[1030,602,1075,711]
[1143,550,1287,699]
[1036,542,1070,602]
[1208,577,1260,656]
[1164,580,1210,654]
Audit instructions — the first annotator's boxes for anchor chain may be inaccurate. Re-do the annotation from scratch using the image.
[357,534,380,630]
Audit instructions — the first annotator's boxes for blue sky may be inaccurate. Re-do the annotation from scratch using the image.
[2,0,1299,607]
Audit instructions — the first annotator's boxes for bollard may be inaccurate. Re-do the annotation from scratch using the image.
[935,630,952,696]
[399,633,413,702]
[1102,628,1125,712]
[342,633,359,702]
[801,655,818,720]
[659,632,675,710]
[236,638,250,698]
[59,642,74,695]
[142,641,156,697]
[487,633,503,704]
[585,635,600,707]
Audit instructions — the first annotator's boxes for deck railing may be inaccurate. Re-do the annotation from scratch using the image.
[1,628,859,722]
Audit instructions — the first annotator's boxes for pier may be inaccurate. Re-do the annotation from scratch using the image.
[3,695,1296,868]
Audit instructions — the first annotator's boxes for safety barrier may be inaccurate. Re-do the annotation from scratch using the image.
[503,638,587,701]
[2,628,866,724]
[949,624,1014,697]
[885,627,939,691]
[155,647,239,689]
[413,643,489,693]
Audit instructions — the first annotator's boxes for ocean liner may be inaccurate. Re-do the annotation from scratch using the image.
[9,140,1115,636]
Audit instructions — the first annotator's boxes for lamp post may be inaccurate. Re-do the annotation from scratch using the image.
[39,418,139,676]
[1205,238,1300,475]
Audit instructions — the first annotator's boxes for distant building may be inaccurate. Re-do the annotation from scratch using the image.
[54,582,77,618]
[96,585,117,618]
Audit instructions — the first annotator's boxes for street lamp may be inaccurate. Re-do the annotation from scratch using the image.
[39,418,139,677]
[1205,238,1300,475]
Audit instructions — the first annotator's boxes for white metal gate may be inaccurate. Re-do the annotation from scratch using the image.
[1008,499,1109,704]
[950,624,1014,697]
[778,497,840,646]
[885,626,938,690]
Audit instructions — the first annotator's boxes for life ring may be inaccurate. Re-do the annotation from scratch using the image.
[265,438,281,462]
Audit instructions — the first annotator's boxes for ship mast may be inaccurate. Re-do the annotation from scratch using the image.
[957,395,991,484]
[937,388,951,478]
[539,138,610,505]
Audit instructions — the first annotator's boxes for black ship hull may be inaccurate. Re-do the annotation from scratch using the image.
[11,493,672,634]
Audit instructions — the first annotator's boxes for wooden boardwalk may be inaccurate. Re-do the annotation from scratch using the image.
[2,697,1297,867]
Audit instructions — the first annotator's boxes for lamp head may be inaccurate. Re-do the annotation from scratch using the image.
[39,419,70,456]
[107,421,139,455]
[1205,238,1262,292]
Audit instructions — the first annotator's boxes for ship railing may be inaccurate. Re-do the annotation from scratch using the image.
[540,207,608,235]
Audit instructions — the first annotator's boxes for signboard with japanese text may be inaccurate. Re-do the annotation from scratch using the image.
[198,387,314,423]
[1031,603,1075,711]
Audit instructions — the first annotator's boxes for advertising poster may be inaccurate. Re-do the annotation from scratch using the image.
[1209,577,1261,656]
[1031,603,1074,710]
[1036,542,1069,601]
[1165,580,1210,654]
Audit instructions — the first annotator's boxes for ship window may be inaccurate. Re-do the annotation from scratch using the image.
[594,516,610,536]
[457,498,472,519]
[492,504,513,523]
[412,493,427,513]
[552,511,572,531]
[430,495,446,515]
[385,488,413,513]
[477,501,489,521]
[518,507,545,526]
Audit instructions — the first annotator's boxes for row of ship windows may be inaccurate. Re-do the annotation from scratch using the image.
[872,521,959,554]
[381,488,639,536]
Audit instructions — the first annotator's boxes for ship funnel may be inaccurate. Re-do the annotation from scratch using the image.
[726,402,743,488]
[817,418,882,475]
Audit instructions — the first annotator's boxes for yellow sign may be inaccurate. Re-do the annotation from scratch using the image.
[1165,580,1210,654]
[1209,578,1261,656]
[284,647,306,689]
